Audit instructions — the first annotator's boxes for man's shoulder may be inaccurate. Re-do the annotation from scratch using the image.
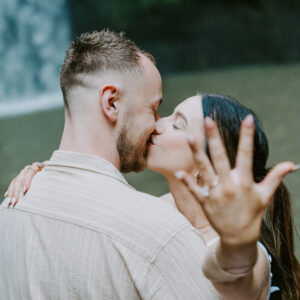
[14,171,189,260]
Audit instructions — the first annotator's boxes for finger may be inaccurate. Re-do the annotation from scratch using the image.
[204,117,231,183]
[258,162,294,205]
[22,167,39,195]
[31,162,44,172]
[13,163,43,206]
[236,115,255,181]
[187,135,216,185]
[7,179,16,207]
[175,171,207,204]
[11,170,26,207]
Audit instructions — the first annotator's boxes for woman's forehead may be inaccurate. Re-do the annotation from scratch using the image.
[175,96,202,116]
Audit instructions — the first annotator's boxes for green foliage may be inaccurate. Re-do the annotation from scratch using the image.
[138,0,183,8]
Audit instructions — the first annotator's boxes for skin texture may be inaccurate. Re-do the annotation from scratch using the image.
[147,96,205,176]
[116,55,162,172]
[147,96,218,242]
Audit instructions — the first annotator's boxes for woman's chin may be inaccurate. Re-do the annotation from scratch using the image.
[146,160,175,178]
[146,157,166,174]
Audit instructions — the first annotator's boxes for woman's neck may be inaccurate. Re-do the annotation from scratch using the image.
[166,175,219,245]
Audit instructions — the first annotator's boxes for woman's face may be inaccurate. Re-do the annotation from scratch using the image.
[147,95,206,177]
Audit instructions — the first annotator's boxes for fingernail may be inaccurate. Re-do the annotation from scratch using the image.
[23,186,26,194]
[175,171,184,180]
[12,197,16,206]
[7,198,11,207]
[292,164,300,172]
[37,162,45,168]
[244,114,254,128]
[204,117,214,130]
[4,191,8,197]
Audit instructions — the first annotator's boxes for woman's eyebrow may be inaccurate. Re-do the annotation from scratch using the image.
[175,111,188,125]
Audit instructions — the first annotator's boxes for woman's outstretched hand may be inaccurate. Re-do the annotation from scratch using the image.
[4,161,48,207]
[175,115,296,248]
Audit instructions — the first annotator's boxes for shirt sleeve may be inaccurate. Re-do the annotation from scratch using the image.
[139,226,221,300]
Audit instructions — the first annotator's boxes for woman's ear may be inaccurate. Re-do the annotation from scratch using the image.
[100,85,120,123]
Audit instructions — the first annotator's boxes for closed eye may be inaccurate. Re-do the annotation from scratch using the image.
[172,124,180,130]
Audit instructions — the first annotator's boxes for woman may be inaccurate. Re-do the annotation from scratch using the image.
[6,93,300,299]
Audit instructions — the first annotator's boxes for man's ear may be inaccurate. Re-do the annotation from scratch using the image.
[100,85,120,123]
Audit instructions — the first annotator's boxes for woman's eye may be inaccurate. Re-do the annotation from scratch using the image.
[172,124,179,130]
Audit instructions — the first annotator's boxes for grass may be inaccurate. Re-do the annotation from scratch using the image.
[1,63,299,257]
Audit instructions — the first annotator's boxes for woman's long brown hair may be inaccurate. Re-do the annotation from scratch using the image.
[202,93,299,299]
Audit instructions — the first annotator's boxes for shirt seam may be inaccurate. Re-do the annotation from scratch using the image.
[1,206,187,263]
[140,223,193,299]
[45,164,135,190]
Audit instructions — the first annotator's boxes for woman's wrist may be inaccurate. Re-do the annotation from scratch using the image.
[216,240,258,275]
[202,240,259,283]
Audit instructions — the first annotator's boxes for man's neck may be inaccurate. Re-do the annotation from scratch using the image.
[59,123,121,171]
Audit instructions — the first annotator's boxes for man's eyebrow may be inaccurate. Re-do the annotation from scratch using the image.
[175,111,188,125]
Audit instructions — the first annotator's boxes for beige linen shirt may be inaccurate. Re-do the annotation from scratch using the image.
[0,151,221,300]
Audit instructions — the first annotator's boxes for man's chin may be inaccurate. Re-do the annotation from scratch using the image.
[120,155,147,173]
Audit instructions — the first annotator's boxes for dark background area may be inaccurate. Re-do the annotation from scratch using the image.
[67,0,300,72]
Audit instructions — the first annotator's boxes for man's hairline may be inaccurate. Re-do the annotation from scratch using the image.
[62,64,147,104]
[62,51,157,112]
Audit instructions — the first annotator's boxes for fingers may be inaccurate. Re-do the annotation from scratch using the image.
[187,135,216,185]
[6,161,46,207]
[6,178,16,206]
[22,168,38,195]
[10,169,26,207]
[258,162,295,205]
[204,117,231,183]
[236,115,255,181]
[175,171,207,203]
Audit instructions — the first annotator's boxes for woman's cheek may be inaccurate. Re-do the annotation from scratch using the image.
[164,136,195,171]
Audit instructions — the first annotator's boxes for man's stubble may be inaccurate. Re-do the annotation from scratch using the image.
[117,114,149,173]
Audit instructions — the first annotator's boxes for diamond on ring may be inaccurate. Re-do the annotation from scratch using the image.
[199,185,210,197]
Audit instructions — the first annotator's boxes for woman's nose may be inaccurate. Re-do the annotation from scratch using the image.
[155,117,165,135]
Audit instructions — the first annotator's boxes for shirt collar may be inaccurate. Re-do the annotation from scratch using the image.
[48,150,134,189]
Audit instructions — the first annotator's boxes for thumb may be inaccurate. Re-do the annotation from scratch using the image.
[259,162,294,205]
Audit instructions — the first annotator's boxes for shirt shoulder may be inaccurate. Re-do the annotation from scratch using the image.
[14,166,190,260]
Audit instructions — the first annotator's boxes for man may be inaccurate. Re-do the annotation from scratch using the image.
[0,30,221,299]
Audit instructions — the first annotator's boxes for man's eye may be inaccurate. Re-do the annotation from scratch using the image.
[172,124,179,130]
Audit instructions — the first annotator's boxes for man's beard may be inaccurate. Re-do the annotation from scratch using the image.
[117,123,149,173]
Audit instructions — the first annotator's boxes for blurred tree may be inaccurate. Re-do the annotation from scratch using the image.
[67,0,300,72]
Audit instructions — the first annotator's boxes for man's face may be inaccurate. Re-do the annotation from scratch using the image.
[117,55,162,173]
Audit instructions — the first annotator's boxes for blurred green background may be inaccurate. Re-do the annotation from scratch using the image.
[1,0,299,257]
[1,64,299,256]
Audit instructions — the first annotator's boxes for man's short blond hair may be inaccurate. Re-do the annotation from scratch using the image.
[60,29,156,111]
